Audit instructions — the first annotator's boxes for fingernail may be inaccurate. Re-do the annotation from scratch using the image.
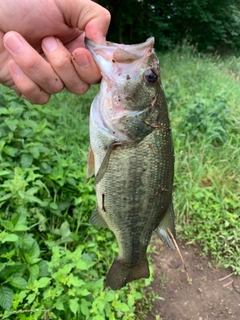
[42,37,58,53]
[73,52,90,69]
[4,34,23,54]
[10,63,24,77]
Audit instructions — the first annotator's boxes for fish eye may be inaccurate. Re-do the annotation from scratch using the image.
[144,69,158,84]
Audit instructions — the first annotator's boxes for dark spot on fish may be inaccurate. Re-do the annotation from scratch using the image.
[125,96,136,102]
[126,75,131,80]
[144,69,158,84]
[161,186,168,192]
[150,94,158,108]
[153,185,168,198]
[102,194,106,212]
[147,47,153,54]
[146,120,161,128]
[153,191,158,197]
[148,143,156,155]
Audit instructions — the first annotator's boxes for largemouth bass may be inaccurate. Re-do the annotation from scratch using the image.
[86,37,176,290]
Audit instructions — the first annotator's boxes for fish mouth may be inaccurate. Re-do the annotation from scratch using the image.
[85,37,155,76]
[85,37,154,59]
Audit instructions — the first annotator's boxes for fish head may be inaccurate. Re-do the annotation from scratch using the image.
[86,37,164,140]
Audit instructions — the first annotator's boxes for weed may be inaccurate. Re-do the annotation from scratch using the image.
[0,86,152,318]
[160,48,240,274]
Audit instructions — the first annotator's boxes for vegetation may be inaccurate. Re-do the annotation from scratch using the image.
[160,47,240,272]
[0,87,155,319]
[0,45,239,318]
[96,0,240,52]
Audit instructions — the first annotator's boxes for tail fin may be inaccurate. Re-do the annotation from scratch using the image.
[106,258,150,290]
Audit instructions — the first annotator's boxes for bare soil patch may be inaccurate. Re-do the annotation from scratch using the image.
[147,238,240,320]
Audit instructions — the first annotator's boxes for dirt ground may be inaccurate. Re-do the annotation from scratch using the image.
[146,238,240,320]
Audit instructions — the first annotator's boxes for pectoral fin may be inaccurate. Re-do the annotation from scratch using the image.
[95,141,124,185]
[86,146,95,181]
[90,207,108,228]
[155,202,176,250]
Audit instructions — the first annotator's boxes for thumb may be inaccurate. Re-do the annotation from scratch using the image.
[61,0,110,44]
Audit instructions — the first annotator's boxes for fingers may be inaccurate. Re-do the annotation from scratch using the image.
[8,60,50,104]
[61,0,111,44]
[63,0,110,83]
[4,31,101,102]
[2,1,111,103]
[42,36,100,93]
[4,31,64,104]
[72,47,101,84]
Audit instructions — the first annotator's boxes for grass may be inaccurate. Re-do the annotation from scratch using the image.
[159,46,240,272]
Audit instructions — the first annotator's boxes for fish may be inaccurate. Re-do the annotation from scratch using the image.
[85,37,176,290]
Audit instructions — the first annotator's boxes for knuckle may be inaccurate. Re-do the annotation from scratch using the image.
[22,83,39,96]
[20,84,50,105]
[103,10,111,24]
[52,54,71,72]
[46,77,64,94]
[24,58,40,73]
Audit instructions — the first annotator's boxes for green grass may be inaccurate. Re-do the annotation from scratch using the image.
[159,47,240,272]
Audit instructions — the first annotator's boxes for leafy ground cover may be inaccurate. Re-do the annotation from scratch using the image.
[0,87,153,319]
[0,46,239,319]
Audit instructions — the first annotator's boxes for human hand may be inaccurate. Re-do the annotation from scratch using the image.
[0,0,110,104]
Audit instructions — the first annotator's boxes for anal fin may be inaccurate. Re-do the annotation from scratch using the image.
[89,207,108,228]
[155,202,176,250]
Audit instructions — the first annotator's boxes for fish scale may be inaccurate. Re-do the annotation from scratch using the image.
[86,37,176,290]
